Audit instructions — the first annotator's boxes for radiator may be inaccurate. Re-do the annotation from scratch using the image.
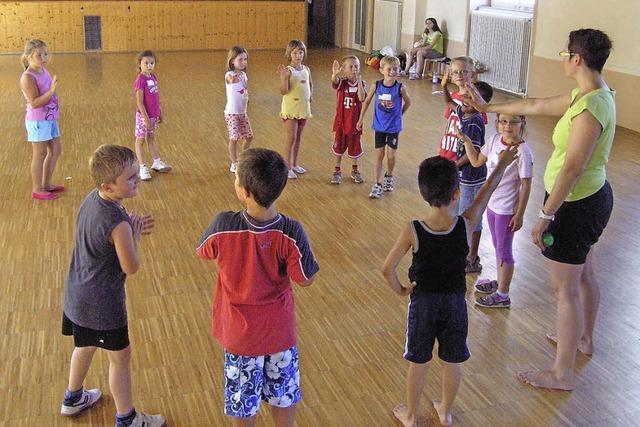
[468,8,533,95]
[372,0,402,53]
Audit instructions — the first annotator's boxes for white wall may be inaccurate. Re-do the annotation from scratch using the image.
[534,0,640,76]
[426,0,468,42]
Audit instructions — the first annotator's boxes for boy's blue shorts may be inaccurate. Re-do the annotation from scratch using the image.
[404,292,470,364]
[224,346,301,418]
[457,183,483,232]
[25,120,60,142]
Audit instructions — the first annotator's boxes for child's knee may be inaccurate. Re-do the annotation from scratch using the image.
[108,346,132,365]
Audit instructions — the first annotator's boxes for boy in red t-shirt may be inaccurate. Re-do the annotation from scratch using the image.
[330,55,367,184]
[197,148,319,425]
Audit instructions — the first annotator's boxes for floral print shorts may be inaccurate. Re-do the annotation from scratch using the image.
[224,346,301,417]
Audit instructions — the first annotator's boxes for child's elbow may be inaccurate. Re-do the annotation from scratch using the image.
[121,260,140,275]
[296,275,315,287]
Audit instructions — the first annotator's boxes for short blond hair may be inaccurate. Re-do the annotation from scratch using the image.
[285,39,307,61]
[451,56,474,69]
[379,55,400,68]
[90,145,137,187]
[341,55,360,65]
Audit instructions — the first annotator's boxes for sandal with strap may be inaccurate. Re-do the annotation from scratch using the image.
[474,278,498,294]
[475,292,511,308]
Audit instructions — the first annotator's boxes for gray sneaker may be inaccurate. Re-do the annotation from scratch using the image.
[331,171,342,184]
[351,170,364,184]
[382,175,394,192]
[60,388,102,416]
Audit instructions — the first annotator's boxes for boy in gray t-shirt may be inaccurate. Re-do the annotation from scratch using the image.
[60,145,164,427]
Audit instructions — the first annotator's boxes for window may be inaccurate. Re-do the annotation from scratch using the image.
[490,0,535,13]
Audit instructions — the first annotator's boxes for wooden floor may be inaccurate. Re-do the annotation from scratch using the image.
[1,49,640,427]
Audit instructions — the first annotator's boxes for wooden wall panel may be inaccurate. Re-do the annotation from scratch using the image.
[0,1,307,53]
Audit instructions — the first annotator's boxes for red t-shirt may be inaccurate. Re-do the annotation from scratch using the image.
[197,211,319,356]
[332,79,365,135]
[439,108,460,161]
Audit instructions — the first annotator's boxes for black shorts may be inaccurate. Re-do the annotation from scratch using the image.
[542,181,613,265]
[404,292,470,364]
[374,132,399,149]
[62,313,130,351]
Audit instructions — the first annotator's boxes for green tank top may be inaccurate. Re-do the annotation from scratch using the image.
[544,87,616,201]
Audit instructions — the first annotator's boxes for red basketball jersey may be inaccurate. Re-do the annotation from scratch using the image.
[332,79,365,135]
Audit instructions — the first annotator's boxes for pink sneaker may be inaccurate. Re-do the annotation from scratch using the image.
[32,191,58,201]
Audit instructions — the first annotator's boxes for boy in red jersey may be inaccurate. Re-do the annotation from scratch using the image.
[197,148,319,426]
[330,56,366,184]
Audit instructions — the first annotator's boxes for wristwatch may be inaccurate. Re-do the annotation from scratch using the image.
[538,209,555,221]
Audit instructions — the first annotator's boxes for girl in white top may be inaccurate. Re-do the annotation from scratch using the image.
[457,113,534,308]
[224,46,253,173]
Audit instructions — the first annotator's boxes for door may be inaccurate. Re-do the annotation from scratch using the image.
[308,0,336,47]
[352,0,367,51]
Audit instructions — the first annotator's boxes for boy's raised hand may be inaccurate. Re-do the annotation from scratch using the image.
[462,82,489,113]
[497,145,519,168]
[332,60,341,77]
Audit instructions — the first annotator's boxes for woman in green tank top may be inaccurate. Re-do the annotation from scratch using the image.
[401,18,445,78]
[466,29,615,392]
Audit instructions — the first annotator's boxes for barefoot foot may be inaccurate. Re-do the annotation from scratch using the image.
[546,333,593,356]
[432,400,453,426]
[516,369,575,391]
[393,404,417,427]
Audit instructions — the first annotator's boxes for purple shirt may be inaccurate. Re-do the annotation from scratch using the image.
[134,73,161,118]
[22,67,59,121]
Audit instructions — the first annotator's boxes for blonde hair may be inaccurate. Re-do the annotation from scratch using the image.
[341,55,360,65]
[451,56,475,70]
[227,46,248,72]
[285,39,307,62]
[136,50,156,73]
[21,39,47,70]
[90,145,137,187]
[379,55,400,68]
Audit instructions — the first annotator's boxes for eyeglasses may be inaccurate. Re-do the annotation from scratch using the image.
[558,51,576,57]
[449,69,470,76]
[498,119,522,126]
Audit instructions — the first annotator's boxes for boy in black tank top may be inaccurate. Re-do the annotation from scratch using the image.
[382,149,517,427]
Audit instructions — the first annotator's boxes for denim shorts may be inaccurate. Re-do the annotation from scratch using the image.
[457,184,483,232]
[224,346,301,418]
[25,120,60,142]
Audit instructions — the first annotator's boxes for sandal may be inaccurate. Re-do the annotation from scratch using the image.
[474,278,498,294]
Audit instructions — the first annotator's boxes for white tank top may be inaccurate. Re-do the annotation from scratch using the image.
[224,71,249,115]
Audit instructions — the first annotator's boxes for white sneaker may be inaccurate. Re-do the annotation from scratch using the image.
[151,159,172,173]
[229,162,238,173]
[287,169,298,179]
[291,165,306,174]
[369,183,383,199]
[139,164,152,181]
[124,411,166,427]
[60,388,102,416]
[383,175,395,192]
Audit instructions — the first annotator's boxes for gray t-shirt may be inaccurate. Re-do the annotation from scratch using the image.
[63,190,132,330]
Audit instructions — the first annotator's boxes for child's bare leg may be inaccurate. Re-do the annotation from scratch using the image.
[231,416,257,427]
[106,346,134,415]
[147,134,160,160]
[433,361,461,426]
[242,136,253,152]
[67,346,98,392]
[134,138,147,166]
[42,137,61,190]
[228,139,239,164]
[386,146,396,176]
[31,143,48,193]
[271,405,296,427]
[282,119,297,168]
[374,148,385,184]
[518,259,581,390]
[393,361,428,427]
[497,260,514,294]
[292,122,305,167]
[468,231,481,262]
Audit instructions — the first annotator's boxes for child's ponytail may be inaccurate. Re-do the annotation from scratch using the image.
[21,39,47,70]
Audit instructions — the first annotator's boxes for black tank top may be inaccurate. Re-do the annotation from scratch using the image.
[408,216,469,294]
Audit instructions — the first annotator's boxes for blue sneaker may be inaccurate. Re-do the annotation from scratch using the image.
[60,388,102,416]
